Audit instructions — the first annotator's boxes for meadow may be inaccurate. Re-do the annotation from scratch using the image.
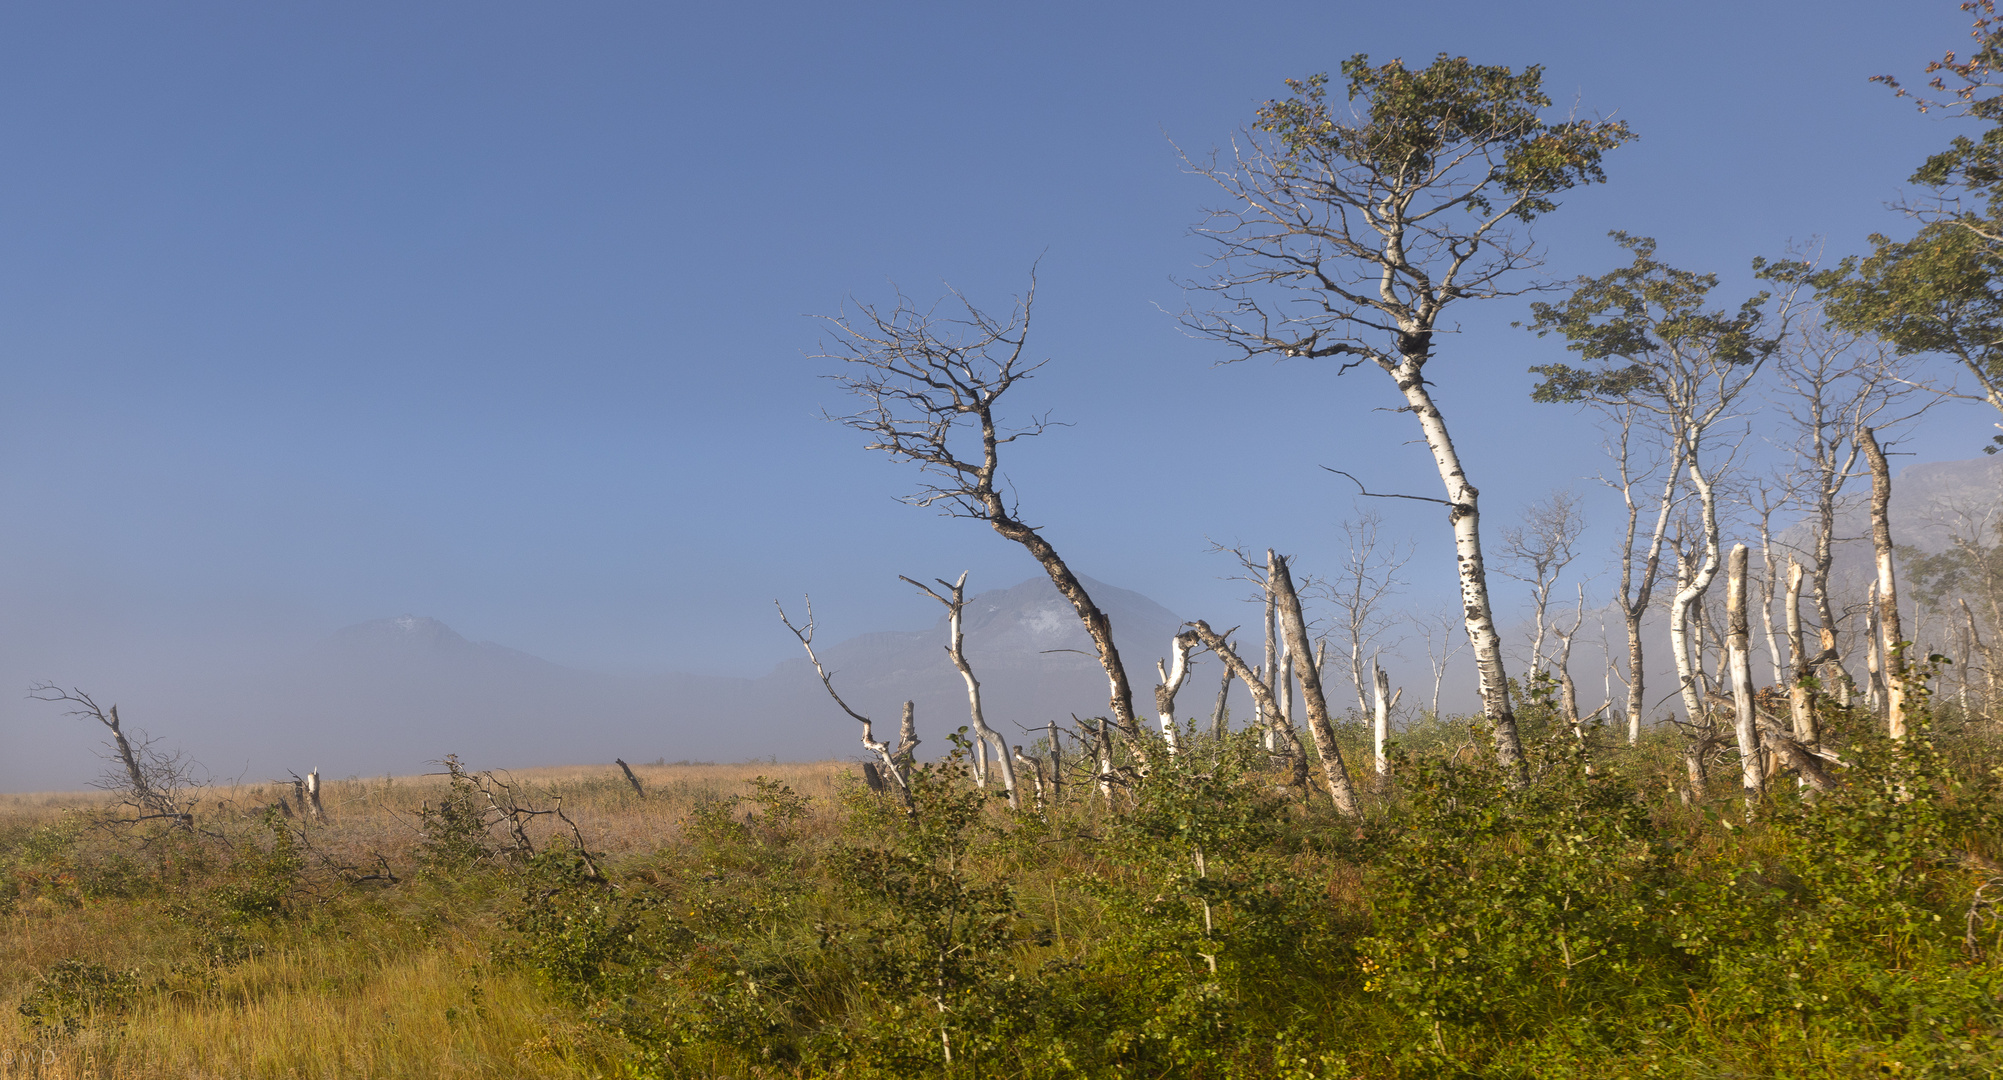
[1,695,1999,1079]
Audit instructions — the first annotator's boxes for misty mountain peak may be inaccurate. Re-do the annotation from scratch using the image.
[336,615,471,654]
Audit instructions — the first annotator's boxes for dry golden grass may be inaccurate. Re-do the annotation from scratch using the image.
[0,760,863,1079]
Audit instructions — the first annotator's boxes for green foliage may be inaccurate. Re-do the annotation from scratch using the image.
[1257,57,1632,221]
[1524,232,1792,405]
[172,810,304,966]
[18,958,140,1036]
[1835,2,2003,449]
[1360,746,1682,1071]
[486,704,2003,1077]
[418,755,497,871]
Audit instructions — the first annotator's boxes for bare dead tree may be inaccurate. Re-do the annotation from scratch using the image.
[288,769,326,821]
[1321,512,1412,717]
[1496,489,1587,673]
[1370,658,1398,780]
[1208,662,1234,738]
[903,571,1019,807]
[1045,719,1064,803]
[1784,558,1821,748]
[817,277,1144,752]
[30,685,195,827]
[1184,62,1629,775]
[899,702,921,772]
[1153,629,1201,754]
[614,759,646,800]
[1270,552,1361,815]
[1411,602,1466,722]
[1011,746,1047,811]
[776,597,914,810]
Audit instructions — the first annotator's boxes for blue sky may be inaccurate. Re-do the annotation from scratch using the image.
[1,1,1996,783]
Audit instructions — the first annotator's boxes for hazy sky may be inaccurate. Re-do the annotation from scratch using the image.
[3,2,1998,785]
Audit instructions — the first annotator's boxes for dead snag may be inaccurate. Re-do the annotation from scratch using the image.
[818,278,1144,752]
[776,596,914,811]
[614,758,646,800]
[1153,630,1200,754]
[30,685,192,828]
[1270,554,1360,815]
[1861,427,1909,738]
[903,572,1018,808]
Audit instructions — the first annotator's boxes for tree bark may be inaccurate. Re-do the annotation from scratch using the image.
[1860,427,1908,739]
[614,759,645,800]
[1045,720,1063,804]
[1727,545,1766,798]
[1268,555,1361,815]
[1389,347,1524,776]
[1189,619,1313,793]
[1669,460,1725,727]
[1372,659,1392,779]
[1154,631,1199,754]
[1209,663,1233,739]
[1785,559,1819,748]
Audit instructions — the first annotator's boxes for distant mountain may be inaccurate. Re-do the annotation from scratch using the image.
[1778,456,2001,586]
[327,615,564,671]
[230,576,1202,779]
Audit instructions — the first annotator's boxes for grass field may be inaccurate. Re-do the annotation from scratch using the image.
[2,705,1999,1078]
[0,760,858,1079]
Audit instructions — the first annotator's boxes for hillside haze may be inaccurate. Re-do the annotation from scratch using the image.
[31,576,1201,787]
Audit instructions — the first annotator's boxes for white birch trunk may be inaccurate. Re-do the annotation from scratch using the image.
[1388,355,1524,773]
[1861,427,1908,739]
[1371,659,1391,778]
[1785,560,1818,748]
[1154,631,1198,754]
[1726,545,1765,799]
[1669,460,1724,725]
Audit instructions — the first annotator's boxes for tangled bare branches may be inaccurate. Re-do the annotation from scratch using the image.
[29,684,197,828]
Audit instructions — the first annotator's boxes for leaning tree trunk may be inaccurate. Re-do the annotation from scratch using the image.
[1726,545,1766,799]
[1270,554,1361,814]
[983,509,1144,753]
[1189,620,1311,790]
[1209,663,1233,739]
[1385,346,1523,775]
[1861,427,1908,739]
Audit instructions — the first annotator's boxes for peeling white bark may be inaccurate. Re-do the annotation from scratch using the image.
[1726,545,1765,799]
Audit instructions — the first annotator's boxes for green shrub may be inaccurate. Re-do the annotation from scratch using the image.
[18,958,140,1036]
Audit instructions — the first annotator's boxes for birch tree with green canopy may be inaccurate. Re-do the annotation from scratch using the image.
[1184,56,1633,775]
[1826,0,2003,451]
[1526,234,1804,731]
